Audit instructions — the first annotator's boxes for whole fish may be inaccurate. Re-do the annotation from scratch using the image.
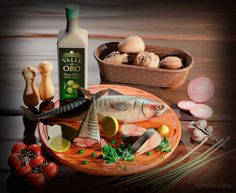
[96,95,169,123]
[21,98,91,122]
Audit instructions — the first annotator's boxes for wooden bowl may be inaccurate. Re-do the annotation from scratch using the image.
[94,42,194,87]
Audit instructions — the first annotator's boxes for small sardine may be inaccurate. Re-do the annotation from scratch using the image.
[96,95,169,123]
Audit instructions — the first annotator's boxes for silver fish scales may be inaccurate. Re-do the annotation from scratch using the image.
[96,95,169,123]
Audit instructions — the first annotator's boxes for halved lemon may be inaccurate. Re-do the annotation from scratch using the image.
[49,136,71,152]
[102,116,119,137]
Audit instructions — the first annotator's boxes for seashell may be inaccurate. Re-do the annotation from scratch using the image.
[118,35,145,53]
[103,51,129,64]
[134,51,160,68]
[160,56,182,69]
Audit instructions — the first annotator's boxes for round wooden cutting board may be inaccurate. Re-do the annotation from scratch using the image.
[38,84,181,176]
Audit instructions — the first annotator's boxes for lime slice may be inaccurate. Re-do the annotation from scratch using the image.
[48,125,62,138]
[49,136,71,152]
[102,116,119,137]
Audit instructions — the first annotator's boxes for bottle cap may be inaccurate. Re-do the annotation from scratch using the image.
[66,4,79,19]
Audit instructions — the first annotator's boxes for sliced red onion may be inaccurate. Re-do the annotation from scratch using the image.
[188,77,214,103]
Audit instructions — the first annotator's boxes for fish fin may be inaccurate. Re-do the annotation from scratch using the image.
[78,88,109,100]
[110,102,131,111]
[21,106,38,120]
[107,89,123,95]
[94,89,109,100]
[78,88,92,99]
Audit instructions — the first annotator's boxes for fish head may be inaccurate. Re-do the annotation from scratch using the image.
[142,99,169,118]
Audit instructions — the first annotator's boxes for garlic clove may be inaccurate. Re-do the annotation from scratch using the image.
[192,129,207,142]
[205,125,213,134]
[195,120,207,130]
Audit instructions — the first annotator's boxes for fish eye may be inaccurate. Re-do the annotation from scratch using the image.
[157,105,163,110]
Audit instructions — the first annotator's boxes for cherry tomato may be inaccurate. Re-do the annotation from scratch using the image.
[11,143,27,154]
[43,162,58,179]
[27,172,45,187]
[8,153,24,170]
[27,144,41,157]
[15,163,32,177]
[29,155,45,168]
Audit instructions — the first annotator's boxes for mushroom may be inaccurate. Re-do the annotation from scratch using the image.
[118,35,145,53]
[134,51,160,68]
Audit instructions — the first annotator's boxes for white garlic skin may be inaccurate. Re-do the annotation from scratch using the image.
[192,129,207,142]
[195,120,207,130]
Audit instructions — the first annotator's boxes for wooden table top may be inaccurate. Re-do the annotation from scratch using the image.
[0,1,235,193]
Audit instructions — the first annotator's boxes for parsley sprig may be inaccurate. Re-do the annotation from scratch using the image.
[102,144,135,170]
[155,135,171,154]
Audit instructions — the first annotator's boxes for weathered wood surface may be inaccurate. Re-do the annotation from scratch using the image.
[0,0,235,193]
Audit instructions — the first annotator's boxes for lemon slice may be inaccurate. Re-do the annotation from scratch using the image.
[158,124,169,135]
[48,125,62,138]
[102,116,119,137]
[49,136,71,152]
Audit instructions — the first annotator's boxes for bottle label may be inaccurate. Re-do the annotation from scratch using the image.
[58,48,85,101]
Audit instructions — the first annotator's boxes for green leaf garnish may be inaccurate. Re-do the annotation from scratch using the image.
[155,135,172,154]
[102,144,135,170]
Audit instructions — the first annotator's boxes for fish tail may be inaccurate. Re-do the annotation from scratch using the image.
[21,106,38,120]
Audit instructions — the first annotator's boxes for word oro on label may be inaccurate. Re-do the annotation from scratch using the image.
[62,65,81,72]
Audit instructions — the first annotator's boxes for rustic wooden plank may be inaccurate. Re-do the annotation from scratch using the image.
[0,0,235,41]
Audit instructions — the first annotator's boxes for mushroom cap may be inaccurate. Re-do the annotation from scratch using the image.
[118,35,145,53]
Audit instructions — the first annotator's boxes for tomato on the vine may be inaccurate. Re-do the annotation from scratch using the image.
[27,172,45,187]
[15,163,32,177]
[11,143,27,154]
[29,155,45,168]
[43,162,58,179]
[27,144,41,157]
[8,153,24,170]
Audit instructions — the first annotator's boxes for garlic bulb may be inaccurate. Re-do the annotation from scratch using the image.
[192,129,207,142]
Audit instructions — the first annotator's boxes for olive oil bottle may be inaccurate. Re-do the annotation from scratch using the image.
[57,4,88,102]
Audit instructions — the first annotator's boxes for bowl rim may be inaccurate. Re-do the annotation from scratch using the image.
[94,42,194,73]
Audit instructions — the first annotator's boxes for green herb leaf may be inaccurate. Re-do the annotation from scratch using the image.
[102,144,135,169]
[155,135,172,154]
